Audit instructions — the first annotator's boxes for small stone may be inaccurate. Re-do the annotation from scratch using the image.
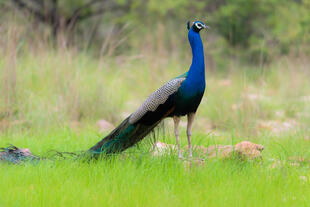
[0,146,38,163]
[234,141,264,159]
[152,141,178,156]
[151,141,264,160]
[19,148,32,156]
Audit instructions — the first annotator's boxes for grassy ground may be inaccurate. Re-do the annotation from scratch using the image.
[1,130,310,206]
[1,46,310,206]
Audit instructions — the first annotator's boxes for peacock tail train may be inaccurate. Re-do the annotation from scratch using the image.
[89,117,160,155]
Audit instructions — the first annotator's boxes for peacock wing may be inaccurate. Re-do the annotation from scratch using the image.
[129,77,186,124]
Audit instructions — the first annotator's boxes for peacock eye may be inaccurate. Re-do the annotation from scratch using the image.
[195,23,202,29]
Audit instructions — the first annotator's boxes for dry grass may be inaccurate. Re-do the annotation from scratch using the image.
[0,19,310,137]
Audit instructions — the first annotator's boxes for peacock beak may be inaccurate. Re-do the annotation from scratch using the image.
[203,24,210,29]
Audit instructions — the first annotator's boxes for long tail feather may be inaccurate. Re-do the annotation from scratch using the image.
[0,117,163,164]
[89,116,161,156]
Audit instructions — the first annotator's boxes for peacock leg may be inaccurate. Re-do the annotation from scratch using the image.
[173,116,182,158]
[187,113,195,158]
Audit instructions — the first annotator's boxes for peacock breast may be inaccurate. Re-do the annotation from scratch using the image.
[173,82,205,116]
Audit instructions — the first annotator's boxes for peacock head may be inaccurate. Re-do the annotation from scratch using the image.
[187,21,209,33]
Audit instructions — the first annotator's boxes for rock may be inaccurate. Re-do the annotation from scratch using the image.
[183,141,264,169]
[188,141,264,159]
[18,148,32,156]
[152,141,264,160]
[0,146,39,163]
[234,141,264,159]
[152,141,178,156]
[97,119,114,132]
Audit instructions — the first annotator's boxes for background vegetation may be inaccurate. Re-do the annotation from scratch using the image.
[0,0,310,206]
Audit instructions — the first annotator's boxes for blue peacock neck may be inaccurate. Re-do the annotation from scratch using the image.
[187,28,205,85]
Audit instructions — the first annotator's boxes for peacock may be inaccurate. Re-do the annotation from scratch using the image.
[0,20,208,163]
[89,20,208,158]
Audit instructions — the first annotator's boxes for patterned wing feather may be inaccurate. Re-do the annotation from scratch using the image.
[129,78,185,124]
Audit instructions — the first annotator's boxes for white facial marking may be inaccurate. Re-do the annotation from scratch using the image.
[195,22,203,29]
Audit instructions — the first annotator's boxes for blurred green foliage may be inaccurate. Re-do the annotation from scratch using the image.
[213,0,269,48]
[2,0,310,64]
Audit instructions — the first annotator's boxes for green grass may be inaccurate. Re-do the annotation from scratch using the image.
[1,129,310,207]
